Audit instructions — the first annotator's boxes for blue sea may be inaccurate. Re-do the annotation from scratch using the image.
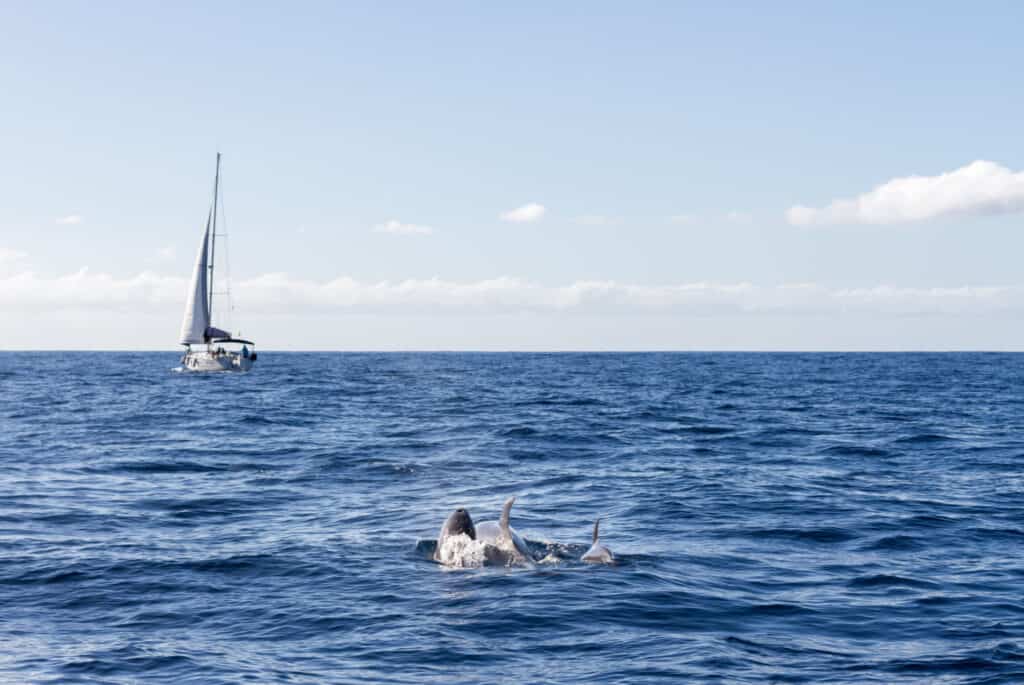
[2,352,1023,684]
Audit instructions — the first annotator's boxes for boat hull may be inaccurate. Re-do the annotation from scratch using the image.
[181,350,254,373]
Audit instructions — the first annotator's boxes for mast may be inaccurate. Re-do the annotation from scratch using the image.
[208,152,221,323]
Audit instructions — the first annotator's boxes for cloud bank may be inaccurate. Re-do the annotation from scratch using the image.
[500,203,546,223]
[373,220,434,235]
[787,160,1024,226]
[0,268,1018,317]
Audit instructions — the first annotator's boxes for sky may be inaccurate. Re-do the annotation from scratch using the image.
[2,2,1024,350]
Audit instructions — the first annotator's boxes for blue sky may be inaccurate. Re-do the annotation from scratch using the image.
[3,2,1024,349]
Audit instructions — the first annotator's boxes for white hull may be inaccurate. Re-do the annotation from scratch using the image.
[181,350,254,373]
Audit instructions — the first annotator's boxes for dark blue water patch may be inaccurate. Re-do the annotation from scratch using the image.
[861,534,927,552]
[2,352,1024,684]
[891,432,959,445]
[847,574,941,590]
[903,513,961,528]
[94,460,230,475]
[821,443,894,458]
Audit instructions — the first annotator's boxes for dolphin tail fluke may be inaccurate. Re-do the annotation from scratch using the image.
[593,518,601,543]
[500,496,515,536]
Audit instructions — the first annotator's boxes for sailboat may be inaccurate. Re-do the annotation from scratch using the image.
[179,153,257,372]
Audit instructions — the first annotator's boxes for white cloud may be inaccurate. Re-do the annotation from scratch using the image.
[56,215,82,225]
[373,220,434,235]
[0,248,27,263]
[0,268,1019,317]
[787,160,1024,226]
[500,203,546,223]
[0,268,184,311]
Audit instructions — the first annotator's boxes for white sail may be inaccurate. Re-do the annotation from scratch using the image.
[179,220,211,344]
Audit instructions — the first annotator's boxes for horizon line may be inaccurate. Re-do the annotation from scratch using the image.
[1,348,1021,354]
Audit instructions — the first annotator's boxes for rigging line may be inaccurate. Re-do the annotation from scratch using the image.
[208,153,220,320]
[218,170,237,330]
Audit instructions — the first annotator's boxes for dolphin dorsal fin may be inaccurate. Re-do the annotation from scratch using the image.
[593,518,601,543]
[500,497,515,536]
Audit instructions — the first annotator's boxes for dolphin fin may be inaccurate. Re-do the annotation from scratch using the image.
[593,518,601,543]
[500,496,515,537]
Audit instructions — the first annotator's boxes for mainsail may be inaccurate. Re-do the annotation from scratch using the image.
[179,217,211,344]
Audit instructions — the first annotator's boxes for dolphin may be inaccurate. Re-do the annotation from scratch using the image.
[433,507,476,563]
[473,497,535,567]
[580,518,614,564]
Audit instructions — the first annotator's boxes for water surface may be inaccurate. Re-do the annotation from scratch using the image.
[1,352,1023,683]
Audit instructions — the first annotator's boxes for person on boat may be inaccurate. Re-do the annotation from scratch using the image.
[241,345,249,358]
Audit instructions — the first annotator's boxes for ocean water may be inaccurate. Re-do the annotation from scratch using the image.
[1,352,1023,684]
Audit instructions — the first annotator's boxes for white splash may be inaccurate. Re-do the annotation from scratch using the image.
[435,533,489,569]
